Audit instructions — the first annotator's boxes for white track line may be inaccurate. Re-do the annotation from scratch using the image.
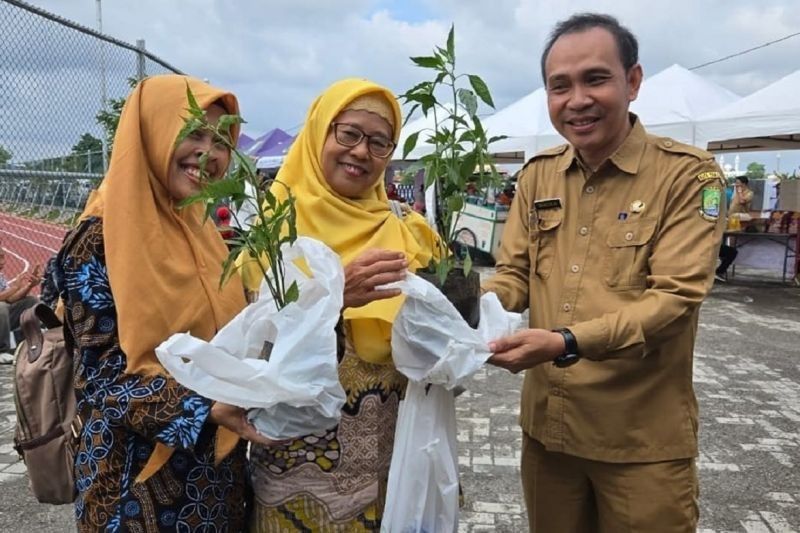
[0,212,67,232]
[0,229,59,253]
[2,247,30,283]
[0,220,64,242]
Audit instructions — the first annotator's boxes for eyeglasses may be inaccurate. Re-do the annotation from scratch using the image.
[331,122,395,159]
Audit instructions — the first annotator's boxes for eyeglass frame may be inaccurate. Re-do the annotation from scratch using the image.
[330,122,396,159]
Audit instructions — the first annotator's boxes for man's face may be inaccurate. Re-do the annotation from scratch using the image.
[544,27,642,167]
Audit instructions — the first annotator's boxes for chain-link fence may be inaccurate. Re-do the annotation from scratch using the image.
[0,0,183,295]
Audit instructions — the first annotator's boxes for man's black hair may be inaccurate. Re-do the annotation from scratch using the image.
[540,13,639,83]
[736,176,749,185]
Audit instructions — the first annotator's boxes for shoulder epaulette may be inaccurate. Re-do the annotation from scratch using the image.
[654,137,713,161]
[521,143,569,171]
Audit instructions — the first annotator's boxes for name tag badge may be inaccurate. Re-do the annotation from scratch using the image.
[533,198,562,211]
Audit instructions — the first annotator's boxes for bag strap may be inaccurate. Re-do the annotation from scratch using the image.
[388,200,407,219]
[34,302,61,329]
[21,303,63,364]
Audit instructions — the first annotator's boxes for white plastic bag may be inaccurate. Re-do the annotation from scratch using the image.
[382,273,521,532]
[382,382,459,533]
[390,272,522,388]
[155,236,347,440]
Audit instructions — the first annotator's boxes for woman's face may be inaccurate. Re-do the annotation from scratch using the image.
[320,109,394,199]
[167,103,231,202]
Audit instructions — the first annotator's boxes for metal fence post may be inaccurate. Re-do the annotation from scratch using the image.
[137,39,146,80]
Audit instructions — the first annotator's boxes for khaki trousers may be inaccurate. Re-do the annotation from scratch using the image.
[521,434,698,533]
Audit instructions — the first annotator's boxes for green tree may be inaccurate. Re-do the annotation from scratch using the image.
[0,145,12,166]
[96,77,141,159]
[746,162,765,179]
[71,133,102,154]
[68,133,104,173]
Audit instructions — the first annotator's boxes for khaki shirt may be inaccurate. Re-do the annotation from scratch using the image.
[483,118,726,462]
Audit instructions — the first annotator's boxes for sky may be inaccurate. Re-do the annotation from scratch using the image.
[6,0,800,173]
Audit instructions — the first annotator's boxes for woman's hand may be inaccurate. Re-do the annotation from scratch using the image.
[208,402,284,446]
[343,249,408,309]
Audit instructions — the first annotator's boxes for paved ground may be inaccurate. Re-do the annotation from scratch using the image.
[0,270,798,532]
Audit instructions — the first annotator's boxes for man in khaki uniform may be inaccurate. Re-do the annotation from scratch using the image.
[483,13,726,532]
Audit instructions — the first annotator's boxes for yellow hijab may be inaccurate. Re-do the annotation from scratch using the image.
[80,75,245,481]
[264,78,439,364]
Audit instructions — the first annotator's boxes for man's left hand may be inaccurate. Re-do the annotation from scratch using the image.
[488,329,566,374]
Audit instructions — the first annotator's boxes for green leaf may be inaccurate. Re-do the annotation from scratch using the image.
[446,194,464,214]
[404,160,427,176]
[446,24,455,61]
[410,56,443,69]
[460,152,478,179]
[285,281,299,305]
[472,114,485,137]
[402,131,421,159]
[217,114,243,136]
[175,117,203,146]
[456,89,478,117]
[467,75,495,108]
[184,83,204,117]
[463,248,473,276]
[402,104,420,128]
[488,135,508,144]
[405,92,436,109]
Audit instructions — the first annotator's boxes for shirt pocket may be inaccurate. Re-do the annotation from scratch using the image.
[603,218,657,290]
[529,210,563,279]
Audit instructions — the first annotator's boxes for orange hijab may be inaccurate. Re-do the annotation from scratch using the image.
[80,75,245,481]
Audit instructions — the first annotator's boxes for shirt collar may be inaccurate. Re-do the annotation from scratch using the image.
[556,113,646,175]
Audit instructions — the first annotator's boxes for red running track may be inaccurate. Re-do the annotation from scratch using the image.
[0,211,68,290]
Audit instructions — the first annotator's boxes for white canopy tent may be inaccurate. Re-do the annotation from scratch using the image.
[696,69,800,152]
[482,64,740,158]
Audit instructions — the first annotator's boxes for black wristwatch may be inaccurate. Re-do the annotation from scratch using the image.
[552,328,580,368]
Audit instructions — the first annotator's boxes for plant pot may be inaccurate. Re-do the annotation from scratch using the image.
[418,267,480,329]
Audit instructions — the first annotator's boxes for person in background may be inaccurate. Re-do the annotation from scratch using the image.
[0,246,41,364]
[729,175,753,215]
[483,13,725,532]
[716,176,753,280]
[386,181,405,202]
[56,75,275,532]
[242,78,440,532]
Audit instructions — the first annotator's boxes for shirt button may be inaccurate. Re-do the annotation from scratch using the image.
[579,226,589,236]
[585,186,595,194]
[664,140,673,147]
[625,232,634,241]
[570,264,580,273]
[562,303,572,312]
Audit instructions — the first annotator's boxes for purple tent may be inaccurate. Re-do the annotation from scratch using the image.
[237,133,256,151]
[255,138,294,169]
[246,128,294,158]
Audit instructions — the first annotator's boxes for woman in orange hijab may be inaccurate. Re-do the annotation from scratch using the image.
[56,75,272,532]
[246,78,440,532]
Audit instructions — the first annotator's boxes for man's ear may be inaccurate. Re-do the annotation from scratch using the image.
[627,63,643,102]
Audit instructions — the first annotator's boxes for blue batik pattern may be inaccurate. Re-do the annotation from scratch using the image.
[56,218,247,533]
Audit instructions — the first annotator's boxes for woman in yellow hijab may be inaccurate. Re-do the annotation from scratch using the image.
[248,78,440,531]
[56,75,272,532]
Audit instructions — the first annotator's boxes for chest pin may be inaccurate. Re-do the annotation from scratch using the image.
[630,200,646,214]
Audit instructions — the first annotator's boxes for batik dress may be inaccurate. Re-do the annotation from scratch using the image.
[249,329,407,532]
[57,218,248,533]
